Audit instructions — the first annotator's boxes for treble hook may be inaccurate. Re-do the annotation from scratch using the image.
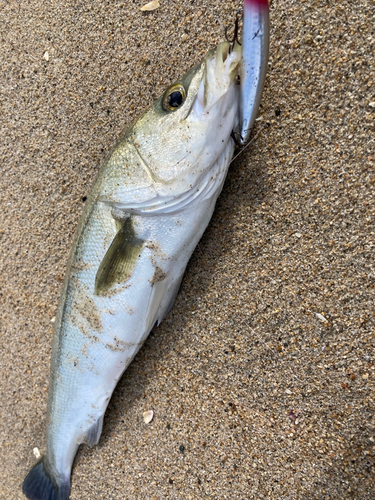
[225,9,242,52]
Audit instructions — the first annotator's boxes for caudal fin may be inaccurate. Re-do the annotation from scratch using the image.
[22,457,70,500]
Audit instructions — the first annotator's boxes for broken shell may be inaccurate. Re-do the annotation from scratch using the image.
[315,312,328,322]
[143,410,154,423]
[140,1,160,11]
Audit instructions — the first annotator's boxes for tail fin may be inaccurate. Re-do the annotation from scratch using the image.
[22,457,70,500]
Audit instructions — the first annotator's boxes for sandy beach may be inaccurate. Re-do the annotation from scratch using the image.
[1,0,374,498]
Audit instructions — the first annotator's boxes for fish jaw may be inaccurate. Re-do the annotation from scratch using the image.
[238,0,270,145]
[190,41,241,116]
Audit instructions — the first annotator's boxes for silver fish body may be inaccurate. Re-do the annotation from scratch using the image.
[23,42,243,500]
[46,122,237,487]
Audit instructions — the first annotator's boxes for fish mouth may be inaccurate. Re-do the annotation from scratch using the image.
[220,42,230,63]
[190,41,241,119]
[212,41,241,83]
[218,40,241,65]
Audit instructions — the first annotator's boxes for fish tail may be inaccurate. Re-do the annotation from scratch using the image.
[22,456,70,500]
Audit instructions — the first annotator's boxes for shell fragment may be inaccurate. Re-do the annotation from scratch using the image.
[140,1,160,11]
[143,410,154,424]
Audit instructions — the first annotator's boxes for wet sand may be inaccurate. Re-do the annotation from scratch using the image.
[1,0,374,498]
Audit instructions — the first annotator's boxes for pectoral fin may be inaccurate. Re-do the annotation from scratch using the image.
[95,217,144,296]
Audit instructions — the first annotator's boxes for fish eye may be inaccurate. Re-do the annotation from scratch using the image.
[162,83,186,112]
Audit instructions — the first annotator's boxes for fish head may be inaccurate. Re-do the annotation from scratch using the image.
[132,41,241,193]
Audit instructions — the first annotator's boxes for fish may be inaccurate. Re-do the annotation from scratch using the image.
[22,4,269,500]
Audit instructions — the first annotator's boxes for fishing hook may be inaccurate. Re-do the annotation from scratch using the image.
[225,9,242,52]
[231,130,244,148]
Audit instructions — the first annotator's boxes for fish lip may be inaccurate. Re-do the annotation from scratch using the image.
[189,41,241,118]
[221,42,230,63]
[214,41,241,75]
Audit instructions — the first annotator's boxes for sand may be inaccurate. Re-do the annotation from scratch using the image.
[1,0,374,498]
